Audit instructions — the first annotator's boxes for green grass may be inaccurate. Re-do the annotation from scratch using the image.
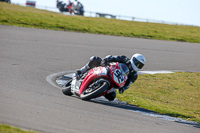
[0,2,200,43]
[0,124,38,133]
[117,72,200,123]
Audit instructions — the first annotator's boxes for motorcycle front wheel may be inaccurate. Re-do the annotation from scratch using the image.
[80,81,109,101]
[62,79,73,96]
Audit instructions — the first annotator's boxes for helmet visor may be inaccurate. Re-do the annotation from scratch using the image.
[132,57,144,69]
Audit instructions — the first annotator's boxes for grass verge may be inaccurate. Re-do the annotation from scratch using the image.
[0,2,200,43]
[0,124,38,133]
[117,72,200,123]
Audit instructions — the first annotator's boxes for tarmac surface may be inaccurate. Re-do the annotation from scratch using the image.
[0,25,200,133]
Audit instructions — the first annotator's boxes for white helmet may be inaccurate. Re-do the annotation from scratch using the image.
[130,53,146,71]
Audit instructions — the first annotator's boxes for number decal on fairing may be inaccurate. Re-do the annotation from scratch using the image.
[113,69,124,83]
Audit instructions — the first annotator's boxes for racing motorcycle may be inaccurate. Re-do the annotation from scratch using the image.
[62,62,129,101]
[56,0,84,16]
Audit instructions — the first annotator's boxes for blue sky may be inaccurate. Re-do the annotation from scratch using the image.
[11,0,200,26]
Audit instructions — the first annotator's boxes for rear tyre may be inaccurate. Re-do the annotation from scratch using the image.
[80,81,109,101]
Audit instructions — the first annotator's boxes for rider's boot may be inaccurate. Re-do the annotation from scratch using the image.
[75,56,102,79]
[76,64,90,79]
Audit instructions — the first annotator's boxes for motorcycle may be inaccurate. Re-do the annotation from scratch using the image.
[56,0,84,16]
[62,62,129,101]
[0,0,11,3]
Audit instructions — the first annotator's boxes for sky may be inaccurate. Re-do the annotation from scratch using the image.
[11,0,200,26]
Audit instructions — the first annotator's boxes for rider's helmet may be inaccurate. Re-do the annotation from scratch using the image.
[130,53,146,71]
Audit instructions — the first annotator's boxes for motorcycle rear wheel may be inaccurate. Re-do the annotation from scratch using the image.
[80,81,109,101]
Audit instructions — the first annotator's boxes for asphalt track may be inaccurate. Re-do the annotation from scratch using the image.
[0,25,200,133]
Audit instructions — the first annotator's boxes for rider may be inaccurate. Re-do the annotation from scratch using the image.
[76,54,146,101]
[67,0,73,14]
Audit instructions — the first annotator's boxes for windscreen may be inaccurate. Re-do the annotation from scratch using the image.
[120,63,129,76]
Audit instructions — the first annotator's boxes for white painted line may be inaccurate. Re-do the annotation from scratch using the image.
[138,70,174,75]
[46,71,74,90]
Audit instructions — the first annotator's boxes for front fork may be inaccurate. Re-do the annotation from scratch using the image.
[71,75,82,96]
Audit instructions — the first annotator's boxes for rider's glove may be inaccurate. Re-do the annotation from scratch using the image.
[100,59,108,66]
[75,70,82,79]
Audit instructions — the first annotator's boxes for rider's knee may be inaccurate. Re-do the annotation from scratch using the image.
[104,91,116,101]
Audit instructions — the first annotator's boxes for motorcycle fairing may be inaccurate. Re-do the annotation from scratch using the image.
[79,66,111,95]
[71,77,82,95]
[109,62,127,88]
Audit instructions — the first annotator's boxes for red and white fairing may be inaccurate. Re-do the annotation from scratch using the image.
[79,62,128,96]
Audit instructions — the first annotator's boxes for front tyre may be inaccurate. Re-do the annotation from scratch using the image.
[62,86,73,96]
[80,81,109,101]
[62,79,73,96]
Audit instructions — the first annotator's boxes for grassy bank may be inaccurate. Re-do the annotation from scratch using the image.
[0,2,200,43]
[117,72,200,123]
[0,124,38,133]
